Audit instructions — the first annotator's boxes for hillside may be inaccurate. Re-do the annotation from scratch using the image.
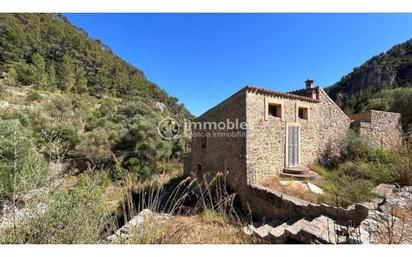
[326,39,412,132]
[0,13,192,178]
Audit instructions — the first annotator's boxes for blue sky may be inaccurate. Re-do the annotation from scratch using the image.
[65,13,412,116]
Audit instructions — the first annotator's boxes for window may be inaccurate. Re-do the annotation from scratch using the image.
[197,164,202,173]
[268,103,282,118]
[298,107,308,120]
[201,136,207,149]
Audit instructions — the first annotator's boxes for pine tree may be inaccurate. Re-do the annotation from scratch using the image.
[31,53,48,89]
[73,66,88,94]
[58,55,75,91]
[3,66,17,86]
[47,63,57,91]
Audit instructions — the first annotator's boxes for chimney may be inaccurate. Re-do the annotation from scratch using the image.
[305,79,314,89]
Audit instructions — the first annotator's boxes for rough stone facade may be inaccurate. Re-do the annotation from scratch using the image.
[184,82,403,220]
[350,110,403,151]
[245,87,350,183]
[186,89,248,193]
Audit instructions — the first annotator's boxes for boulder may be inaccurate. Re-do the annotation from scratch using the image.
[372,183,396,198]
[107,209,170,243]
[307,182,324,195]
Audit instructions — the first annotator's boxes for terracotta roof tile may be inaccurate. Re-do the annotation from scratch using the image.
[244,85,320,103]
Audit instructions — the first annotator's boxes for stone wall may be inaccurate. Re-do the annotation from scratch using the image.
[187,89,248,192]
[245,88,350,183]
[314,89,351,157]
[245,91,318,183]
[185,85,401,227]
[238,184,369,225]
[351,110,403,151]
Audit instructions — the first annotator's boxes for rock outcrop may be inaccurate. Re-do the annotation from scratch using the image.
[349,185,412,244]
[107,209,170,243]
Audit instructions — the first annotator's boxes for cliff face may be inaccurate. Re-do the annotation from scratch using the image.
[326,39,412,101]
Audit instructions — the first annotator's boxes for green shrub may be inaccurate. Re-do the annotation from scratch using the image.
[0,108,31,127]
[395,153,412,186]
[340,131,371,162]
[338,161,398,185]
[76,128,113,166]
[0,120,50,205]
[335,131,403,184]
[320,175,374,207]
[26,89,42,102]
[0,173,116,244]
[15,62,35,86]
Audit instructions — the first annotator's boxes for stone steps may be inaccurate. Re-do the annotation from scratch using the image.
[279,170,320,180]
[280,165,321,181]
[244,215,347,244]
[283,165,312,174]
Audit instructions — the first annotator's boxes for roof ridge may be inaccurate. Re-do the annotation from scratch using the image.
[244,85,319,103]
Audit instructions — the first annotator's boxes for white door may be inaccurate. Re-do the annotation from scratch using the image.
[288,125,299,167]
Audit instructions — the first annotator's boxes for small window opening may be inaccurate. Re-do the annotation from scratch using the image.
[268,103,282,118]
[197,164,202,173]
[201,136,207,149]
[298,107,308,120]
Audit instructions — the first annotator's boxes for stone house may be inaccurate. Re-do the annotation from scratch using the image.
[183,80,402,215]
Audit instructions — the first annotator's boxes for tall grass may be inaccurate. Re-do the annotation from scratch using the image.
[117,171,259,244]
[133,172,239,219]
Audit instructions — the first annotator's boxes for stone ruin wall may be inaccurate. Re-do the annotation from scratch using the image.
[353,110,403,151]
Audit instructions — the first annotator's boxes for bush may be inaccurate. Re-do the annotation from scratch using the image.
[0,120,50,205]
[336,132,403,184]
[320,174,374,207]
[26,89,42,102]
[76,128,113,168]
[339,131,372,162]
[395,153,412,186]
[315,132,410,206]
[0,172,116,244]
[338,161,398,185]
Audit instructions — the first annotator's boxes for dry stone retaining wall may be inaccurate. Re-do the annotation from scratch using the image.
[238,184,369,225]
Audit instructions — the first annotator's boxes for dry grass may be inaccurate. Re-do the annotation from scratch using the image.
[367,209,410,244]
[113,171,261,244]
[261,176,320,203]
[126,210,261,244]
[393,207,412,221]
[62,176,77,188]
[99,162,184,214]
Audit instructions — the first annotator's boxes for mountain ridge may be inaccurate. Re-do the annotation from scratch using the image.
[0,13,192,177]
[325,38,412,132]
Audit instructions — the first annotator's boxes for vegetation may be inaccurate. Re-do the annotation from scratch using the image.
[126,211,259,244]
[312,132,411,207]
[0,13,194,244]
[118,172,261,244]
[0,171,116,243]
[0,13,192,178]
[263,132,411,208]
